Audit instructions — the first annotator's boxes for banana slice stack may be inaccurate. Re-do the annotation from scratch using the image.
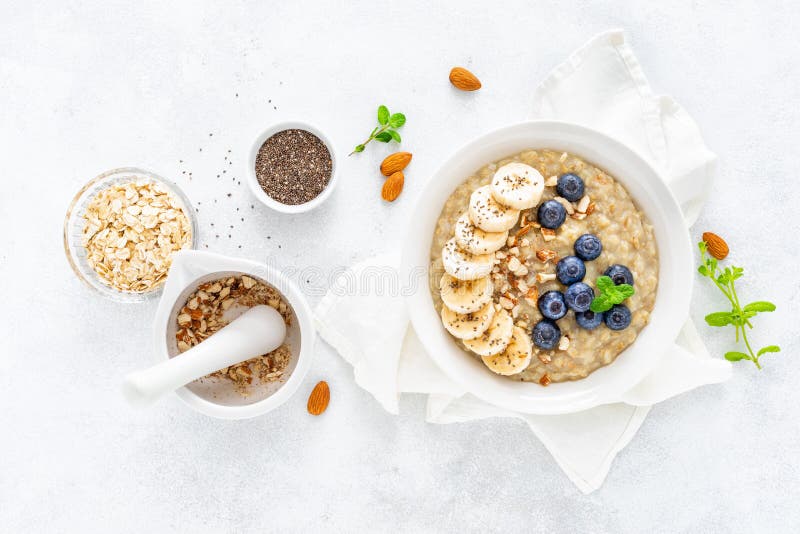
[438,162,544,376]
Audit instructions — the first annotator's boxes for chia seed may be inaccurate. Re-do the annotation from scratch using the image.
[255,128,332,205]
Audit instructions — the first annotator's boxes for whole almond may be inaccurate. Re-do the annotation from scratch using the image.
[307,381,330,416]
[380,152,412,176]
[449,67,481,91]
[702,232,729,260]
[381,171,404,202]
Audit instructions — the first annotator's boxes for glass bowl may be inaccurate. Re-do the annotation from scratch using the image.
[63,167,198,304]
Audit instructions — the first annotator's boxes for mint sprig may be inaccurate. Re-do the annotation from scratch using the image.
[590,275,634,312]
[697,240,780,369]
[350,104,406,156]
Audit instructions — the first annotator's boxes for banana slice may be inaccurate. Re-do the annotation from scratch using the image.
[454,213,508,255]
[468,185,520,233]
[490,162,545,210]
[439,273,493,314]
[463,307,514,356]
[481,326,533,375]
[441,238,494,281]
[441,301,496,340]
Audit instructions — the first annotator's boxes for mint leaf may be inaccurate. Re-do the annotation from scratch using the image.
[725,351,749,362]
[378,105,389,125]
[596,276,615,293]
[743,301,776,313]
[389,113,406,128]
[613,284,634,301]
[352,104,407,155]
[757,345,780,356]
[590,295,612,313]
[705,312,733,327]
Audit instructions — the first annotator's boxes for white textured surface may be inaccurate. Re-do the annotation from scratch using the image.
[1,1,798,532]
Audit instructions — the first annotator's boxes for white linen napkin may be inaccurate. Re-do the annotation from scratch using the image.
[314,30,731,493]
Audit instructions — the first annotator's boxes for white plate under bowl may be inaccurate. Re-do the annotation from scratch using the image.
[401,120,693,415]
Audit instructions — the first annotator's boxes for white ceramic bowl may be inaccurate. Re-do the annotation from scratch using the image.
[402,121,693,415]
[246,121,338,213]
[151,251,315,419]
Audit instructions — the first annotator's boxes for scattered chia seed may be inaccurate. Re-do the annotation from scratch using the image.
[255,128,332,205]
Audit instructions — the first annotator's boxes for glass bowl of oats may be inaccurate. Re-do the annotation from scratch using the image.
[63,167,197,303]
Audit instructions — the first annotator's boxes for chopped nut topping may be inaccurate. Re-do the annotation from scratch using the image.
[539,373,551,386]
[541,228,556,241]
[577,195,591,213]
[558,336,570,351]
[498,296,514,310]
[536,272,557,283]
[176,275,293,397]
[536,249,558,263]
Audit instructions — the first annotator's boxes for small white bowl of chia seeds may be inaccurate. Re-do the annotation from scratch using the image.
[247,121,338,213]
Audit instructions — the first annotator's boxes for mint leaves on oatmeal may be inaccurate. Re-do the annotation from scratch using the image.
[697,238,779,369]
[350,104,406,155]
[590,275,634,313]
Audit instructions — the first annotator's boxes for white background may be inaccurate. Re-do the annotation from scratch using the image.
[1,1,798,532]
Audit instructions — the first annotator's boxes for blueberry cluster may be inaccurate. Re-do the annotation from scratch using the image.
[530,174,636,350]
[535,173,587,230]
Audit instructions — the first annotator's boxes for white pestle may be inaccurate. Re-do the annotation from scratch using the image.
[122,305,286,407]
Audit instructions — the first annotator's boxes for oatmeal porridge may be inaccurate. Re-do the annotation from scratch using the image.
[429,149,658,384]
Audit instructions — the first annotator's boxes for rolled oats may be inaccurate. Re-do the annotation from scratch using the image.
[82,180,192,293]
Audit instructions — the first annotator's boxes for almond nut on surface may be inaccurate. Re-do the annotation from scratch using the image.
[307,381,330,416]
[380,152,412,176]
[702,232,729,260]
[449,67,481,91]
[381,171,405,202]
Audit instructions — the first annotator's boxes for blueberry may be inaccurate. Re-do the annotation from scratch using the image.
[604,304,632,330]
[537,290,567,320]
[556,173,585,202]
[556,256,586,285]
[574,233,602,261]
[532,319,561,350]
[537,200,567,229]
[575,310,604,330]
[564,282,594,312]
[604,264,634,286]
